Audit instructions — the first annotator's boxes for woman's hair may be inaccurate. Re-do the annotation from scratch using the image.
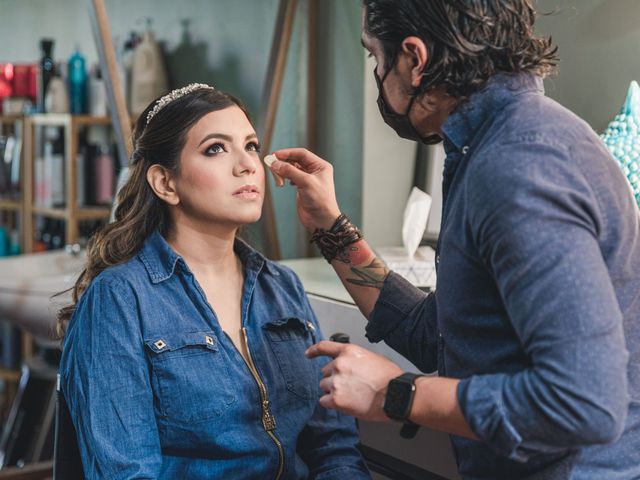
[55,87,252,338]
[362,0,558,100]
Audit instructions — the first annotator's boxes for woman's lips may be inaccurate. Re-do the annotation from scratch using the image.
[233,184,260,199]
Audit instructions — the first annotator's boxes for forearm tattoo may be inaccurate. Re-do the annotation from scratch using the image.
[338,241,390,290]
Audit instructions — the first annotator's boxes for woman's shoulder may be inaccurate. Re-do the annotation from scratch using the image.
[262,260,305,291]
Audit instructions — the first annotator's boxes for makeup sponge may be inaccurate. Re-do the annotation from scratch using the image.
[264,154,277,167]
[601,80,640,207]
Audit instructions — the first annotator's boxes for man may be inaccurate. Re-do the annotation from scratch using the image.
[269,1,639,478]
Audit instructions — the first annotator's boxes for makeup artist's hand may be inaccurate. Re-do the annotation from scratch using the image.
[305,341,403,422]
[268,148,341,231]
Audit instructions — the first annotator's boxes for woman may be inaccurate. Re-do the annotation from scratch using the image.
[58,84,370,479]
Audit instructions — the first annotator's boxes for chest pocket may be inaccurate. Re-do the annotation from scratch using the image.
[144,331,236,423]
[263,317,319,400]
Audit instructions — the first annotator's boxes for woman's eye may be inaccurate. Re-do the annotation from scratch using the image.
[246,142,261,153]
[205,143,226,155]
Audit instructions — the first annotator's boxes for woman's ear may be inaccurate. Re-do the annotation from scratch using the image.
[400,36,428,88]
[147,165,180,206]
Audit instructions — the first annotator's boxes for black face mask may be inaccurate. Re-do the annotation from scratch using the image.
[374,66,442,145]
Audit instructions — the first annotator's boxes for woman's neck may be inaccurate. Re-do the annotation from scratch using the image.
[166,222,241,280]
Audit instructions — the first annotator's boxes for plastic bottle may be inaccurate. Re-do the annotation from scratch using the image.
[95,144,114,205]
[44,67,69,113]
[68,46,87,114]
[89,65,107,117]
[39,39,55,113]
[0,226,8,257]
[130,18,168,116]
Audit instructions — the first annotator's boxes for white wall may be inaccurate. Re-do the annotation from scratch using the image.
[361,53,417,247]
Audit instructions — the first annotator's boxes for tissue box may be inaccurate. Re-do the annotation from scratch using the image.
[375,245,437,290]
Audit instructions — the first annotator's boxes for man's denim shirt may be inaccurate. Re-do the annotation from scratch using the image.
[367,73,640,479]
[60,231,370,479]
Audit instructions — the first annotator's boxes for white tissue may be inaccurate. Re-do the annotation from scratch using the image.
[402,187,432,259]
[264,154,277,167]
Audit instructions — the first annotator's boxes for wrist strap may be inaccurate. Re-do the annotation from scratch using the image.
[310,214,363,263]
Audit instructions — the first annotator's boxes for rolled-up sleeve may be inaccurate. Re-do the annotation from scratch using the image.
[60,278,162,478]
[366,271,439,373]
[459,142,630,461]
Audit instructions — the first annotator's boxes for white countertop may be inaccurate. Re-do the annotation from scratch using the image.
[279,257,354,304]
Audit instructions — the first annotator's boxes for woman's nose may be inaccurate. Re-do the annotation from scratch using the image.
[234,151,258,175]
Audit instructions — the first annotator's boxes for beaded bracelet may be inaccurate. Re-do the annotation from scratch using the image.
[310,214,363,263]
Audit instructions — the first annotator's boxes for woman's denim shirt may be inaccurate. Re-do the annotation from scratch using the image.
[60,231,370,479]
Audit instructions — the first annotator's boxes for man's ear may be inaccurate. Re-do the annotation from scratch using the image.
[400,36,428,88]
[147,164,180,206]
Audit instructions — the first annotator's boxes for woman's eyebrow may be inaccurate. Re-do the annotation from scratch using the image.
[198,133,258,147]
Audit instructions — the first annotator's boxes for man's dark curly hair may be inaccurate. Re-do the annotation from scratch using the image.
[362,0,558,100]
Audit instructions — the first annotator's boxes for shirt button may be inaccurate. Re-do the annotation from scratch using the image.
[436,255,440,265]
[462,146,470,154]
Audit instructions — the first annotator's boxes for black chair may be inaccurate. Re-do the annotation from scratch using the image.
[53,374,84,480]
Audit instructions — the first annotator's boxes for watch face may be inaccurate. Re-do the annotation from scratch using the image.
[384,379,415,420]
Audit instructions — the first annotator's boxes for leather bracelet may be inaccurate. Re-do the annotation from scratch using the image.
[310,214,363,263]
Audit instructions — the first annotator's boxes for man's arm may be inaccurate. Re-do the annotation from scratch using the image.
[270,148,387,318]
[270,148,439,372]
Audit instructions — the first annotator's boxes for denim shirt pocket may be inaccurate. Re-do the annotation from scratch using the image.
[144,331,236,423]
[263,317,319,400]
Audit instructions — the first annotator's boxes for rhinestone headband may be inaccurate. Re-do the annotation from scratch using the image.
[145,83,216,125]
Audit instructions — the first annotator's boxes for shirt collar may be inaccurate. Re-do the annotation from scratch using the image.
[138,230,277,284]
[442,72,545,154]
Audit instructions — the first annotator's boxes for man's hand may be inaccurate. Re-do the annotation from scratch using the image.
[306,340,404,422]
[268,148,341,231]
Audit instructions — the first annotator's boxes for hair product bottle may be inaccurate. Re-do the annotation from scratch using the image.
[68,46,87,114]
[38,39,55,113]
[44,67,70,114]
[130,18,168,116]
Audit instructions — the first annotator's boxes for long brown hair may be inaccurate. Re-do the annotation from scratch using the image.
[55,87,252,338]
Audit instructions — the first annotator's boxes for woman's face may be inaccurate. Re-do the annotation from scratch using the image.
[172,105,265,228]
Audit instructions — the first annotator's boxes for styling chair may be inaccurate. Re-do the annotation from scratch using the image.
[53,374,83,480]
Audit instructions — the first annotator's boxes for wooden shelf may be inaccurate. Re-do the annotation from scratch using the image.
[0,115,24,124]
[0,368,21,382]
[25,114,113,127]
[73,115,112,126]
[31,206,68,220]
[0,199,22,211]
[31,206,111,220]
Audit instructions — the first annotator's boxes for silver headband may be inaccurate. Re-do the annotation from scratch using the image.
[145,83,216,125]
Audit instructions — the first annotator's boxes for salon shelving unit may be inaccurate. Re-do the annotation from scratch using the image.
[0,113,115,254]
[24,113,113,254]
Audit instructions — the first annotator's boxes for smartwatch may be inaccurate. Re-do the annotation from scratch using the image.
[383,372,424,439]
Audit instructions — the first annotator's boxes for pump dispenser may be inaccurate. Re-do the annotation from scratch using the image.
[130,18,168,116]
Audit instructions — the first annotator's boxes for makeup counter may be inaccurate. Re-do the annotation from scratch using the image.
[280,257,459,480]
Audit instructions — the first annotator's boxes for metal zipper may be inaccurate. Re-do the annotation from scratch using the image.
[241,327,285,480]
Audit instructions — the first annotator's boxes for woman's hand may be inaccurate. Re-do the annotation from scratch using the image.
[268,148,341,231]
